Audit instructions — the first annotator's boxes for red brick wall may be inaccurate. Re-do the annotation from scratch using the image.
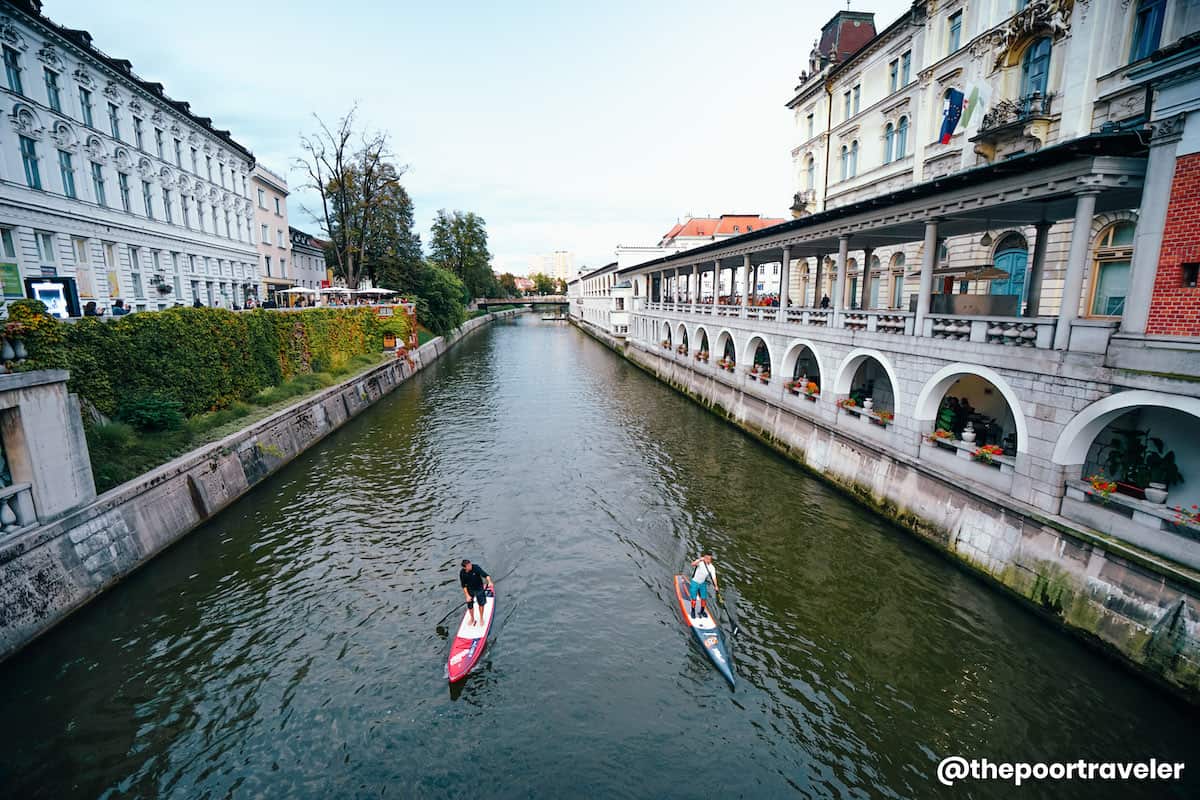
[1146,153,1200,336]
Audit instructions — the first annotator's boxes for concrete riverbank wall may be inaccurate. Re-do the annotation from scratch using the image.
[571,318,1200,701]
[0,309,524,662]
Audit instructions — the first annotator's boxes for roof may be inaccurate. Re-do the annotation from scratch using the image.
[10,0,255,163]
[661,215,787,242]
[579,261,619,281]
[620,131,1148,276]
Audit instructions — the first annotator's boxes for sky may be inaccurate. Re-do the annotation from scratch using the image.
[47,0,911,275]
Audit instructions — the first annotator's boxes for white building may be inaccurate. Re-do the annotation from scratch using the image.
[0,0,259,313]
[569,261,631,337]
[251,164,290,299]
[786,0,1197,316]
[288,226,326,290]
[533,250,574,282]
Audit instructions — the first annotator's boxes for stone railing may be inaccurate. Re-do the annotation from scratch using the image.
[0,482,37,537]
[924,314,1055,349]
[745,307,775,321]
[1063,480,1200,570]
[784,308,831,327]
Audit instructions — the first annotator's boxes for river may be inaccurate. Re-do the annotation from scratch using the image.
[1,315,1195,799]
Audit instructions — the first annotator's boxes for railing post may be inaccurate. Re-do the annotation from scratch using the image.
[832,236,849,328]
[914,219,939,336]
[778,245,791,323]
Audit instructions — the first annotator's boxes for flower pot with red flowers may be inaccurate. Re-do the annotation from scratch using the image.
[874,409,894,427]
[971,444,1005,465]
[1086,474,1117,503]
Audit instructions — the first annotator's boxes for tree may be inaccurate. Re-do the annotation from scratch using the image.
[497,273,519,298]
[297,107,403,289]
[413,262,467,336]
[429,210,496,299]
[555,278,568,295]
[369,181,425,296]
[530,272,557,295]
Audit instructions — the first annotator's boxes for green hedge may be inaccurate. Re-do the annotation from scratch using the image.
[9,301,382,417]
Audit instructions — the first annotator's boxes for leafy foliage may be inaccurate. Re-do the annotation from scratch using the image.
[529,272,558,295]
[430,210,496,300]
[413,262,467,336]
[9,303,381,418]
[117,394,185,432]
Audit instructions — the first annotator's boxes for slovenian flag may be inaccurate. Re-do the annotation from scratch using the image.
[939,88,965,144]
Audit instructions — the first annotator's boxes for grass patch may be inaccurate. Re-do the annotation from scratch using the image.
[417,329,435,345]
[88,353,385,493]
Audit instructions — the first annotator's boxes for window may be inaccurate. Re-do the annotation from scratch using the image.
[36,231,57,270]
[1020,38,1052,99]
[843,90,852,120]
[937,239,949,264]
[261,223,269,242]
[219,164,225,188]
[277,229,284,247]
[840,145,849,180]
[224,211,231,238]
[901,51,912,85]
[181,194,191,229]
[948,11,963,53]
[191,147,198,173]
[849,140,858,178]
[118,172,131,211]
[58,150,76,198]
[805,155,815,190]
[205,155,212,181]
[130,247,144,298]
[884,123,895,163]
[889,60,899,93]
[896,116,909,158]
[890,253,905,308]
[44,68,61,112]
[1130,0,1167,63]
[3,45,22,94]
[806,112,814,139]
[133,117,144,150]
[264,254,272,276]
[1182,263,1199,289]
[188,254,197,273]
[280,258,286,275]
[155,128,164,158]
[79,87,93,127]
[91,162,106,206]
[197,202,205,232]
[236,215,243,241]
[19,135,40,189]
[1,227,16,260]
[258,188,266,208]
[141,180,154,219]
[274,197,281,215]
[152,250,161,272]
[852,84,861,115]
[1089,223,1135,317]
[163,188,173,223]
[174,139,182,167]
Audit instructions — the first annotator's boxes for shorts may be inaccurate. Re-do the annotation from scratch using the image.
[467,588,488,608]
[688,580,708,600]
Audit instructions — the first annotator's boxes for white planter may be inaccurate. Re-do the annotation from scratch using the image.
[863,397,874,412]
[1144,483,1168,504]
[962,425,977,444]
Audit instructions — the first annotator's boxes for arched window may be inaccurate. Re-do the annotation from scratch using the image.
[890,252,905,308]
[937,240,948,264]
[896,116,909,158]
[990,233,1028,300]
[884,123,895,164]
[1089,222,1136,317]
[840,145,849,180]
[1020,38,1052,100]
[805,155,815,190]
[849,140,859,178]
[868,254,882,308]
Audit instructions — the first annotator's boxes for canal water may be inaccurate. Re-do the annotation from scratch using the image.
[1,316,1195,799]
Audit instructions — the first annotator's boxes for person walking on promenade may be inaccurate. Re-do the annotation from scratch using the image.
[687,554,720,619]
[459,559,493,627]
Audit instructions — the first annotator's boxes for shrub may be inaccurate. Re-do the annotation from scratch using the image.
[117,394,185,432]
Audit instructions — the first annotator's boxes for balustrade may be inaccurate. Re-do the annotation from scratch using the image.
[925,314,1055,349]
[0,482,37,537]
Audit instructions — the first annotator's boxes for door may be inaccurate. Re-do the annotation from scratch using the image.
[990,248,1028,298]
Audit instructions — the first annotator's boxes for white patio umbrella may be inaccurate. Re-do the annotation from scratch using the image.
[279,286,318,294]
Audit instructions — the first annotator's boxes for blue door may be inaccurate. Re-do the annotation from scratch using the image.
[990,248,1027,299]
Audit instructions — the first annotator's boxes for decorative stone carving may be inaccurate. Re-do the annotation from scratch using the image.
[979,0,1075,72]
[137,157,154,179]
[0,17,27,51]
[72,67,94,88]
[128,98,143,116]
[113,147,132,170]
[170,122,181,136]
[216,149,227,164]
[187,132,199,146]
[10,104,43,139]
[159,166,175,186]
[50,121,77,151]
[85,135,107,163]
[35,43,62,69]
[103,81,123,105]
[1152,114,1187,143]
[177,175,191,193]
[151,110,164,126]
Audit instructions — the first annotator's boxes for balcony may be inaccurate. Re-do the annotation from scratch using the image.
[971,92,1055,162]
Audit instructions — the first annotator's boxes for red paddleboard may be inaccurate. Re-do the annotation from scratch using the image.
[447,586,495,683]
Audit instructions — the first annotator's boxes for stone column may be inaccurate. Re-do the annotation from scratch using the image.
[1024,219,1052,316]
[813,256,823,307]
[832,236,849,325]
[778,245,792,322]
[915,220,939,336]
[859,247,874,311]
[740,254,751,317]
[1054,190,1100,350]
[674,267,680,304]
[1122,116,1183,334]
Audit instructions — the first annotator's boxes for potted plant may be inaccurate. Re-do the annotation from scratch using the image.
[1100,427,1181,501]
[1172,505,1200,527]
[1145,448,1182,504]
[927,428,954,444]
[972,444,1005,464]
[837,397,857,411]
[760,370,771,385]
[804,381,819,400]
[961,422,977,444]
[1086,473,1117,503]
[661,339,671,349]
[875,410,894,427]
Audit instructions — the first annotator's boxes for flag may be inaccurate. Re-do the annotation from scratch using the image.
[940,88,965,144]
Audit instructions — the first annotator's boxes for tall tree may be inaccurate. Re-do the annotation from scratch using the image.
[530,272,557,295]
[297,107,403,289]
[497,272,519,298]
[429,210,496,299]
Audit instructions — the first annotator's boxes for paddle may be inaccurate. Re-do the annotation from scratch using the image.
[716,585,741,639]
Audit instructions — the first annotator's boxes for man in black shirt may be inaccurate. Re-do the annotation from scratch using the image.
[459,559,493,627]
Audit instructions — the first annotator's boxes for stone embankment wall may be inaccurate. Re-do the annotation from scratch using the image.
[0,309,523,662]
[571,318,1200,702]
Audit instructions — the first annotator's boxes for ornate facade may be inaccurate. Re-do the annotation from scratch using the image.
[0,0,259,312]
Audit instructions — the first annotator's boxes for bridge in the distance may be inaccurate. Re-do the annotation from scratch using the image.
[476,296,568,309]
